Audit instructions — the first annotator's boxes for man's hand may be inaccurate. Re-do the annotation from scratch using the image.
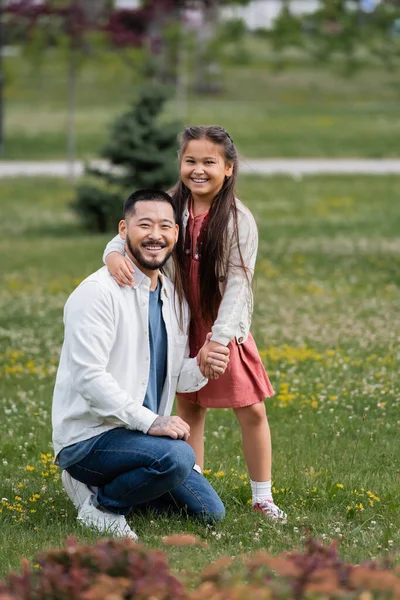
[148,416,190,441]
[197,333,230,380]
[105,252,135,288]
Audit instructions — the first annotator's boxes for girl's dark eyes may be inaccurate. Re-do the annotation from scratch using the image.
[185,159,215,164]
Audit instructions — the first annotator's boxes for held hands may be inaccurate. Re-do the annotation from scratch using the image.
[197,333,230,380]
[106,252,135,287]
[148,415,190,441]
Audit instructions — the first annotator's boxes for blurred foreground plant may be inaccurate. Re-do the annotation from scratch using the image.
[1,536,400,600]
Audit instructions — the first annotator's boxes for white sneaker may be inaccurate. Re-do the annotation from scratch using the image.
[62,470,97,510]
[253,499,288,523]
[77,495,138,540]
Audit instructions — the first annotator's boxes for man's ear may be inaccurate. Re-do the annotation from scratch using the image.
[175,224,179,244]
[118,219,127,240]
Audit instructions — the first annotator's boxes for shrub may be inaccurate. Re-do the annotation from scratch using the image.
[72,83,181,233]
[1,537,400,600]
[0,537,184,600]
[194,537,400,599]
[71,184,123,233]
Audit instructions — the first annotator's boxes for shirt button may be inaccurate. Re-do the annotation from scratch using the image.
[145,356,149,361]
[238,336,243,343]
[219,275,225,282]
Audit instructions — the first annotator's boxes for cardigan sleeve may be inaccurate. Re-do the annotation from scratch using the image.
[210,208,258,346]
[102,234,125,264]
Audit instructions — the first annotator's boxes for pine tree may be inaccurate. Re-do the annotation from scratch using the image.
[73,83,180,232]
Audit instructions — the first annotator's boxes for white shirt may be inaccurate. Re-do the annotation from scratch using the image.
[52,262,207,458]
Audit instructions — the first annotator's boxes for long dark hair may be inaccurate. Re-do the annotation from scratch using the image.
[171,125,248,325]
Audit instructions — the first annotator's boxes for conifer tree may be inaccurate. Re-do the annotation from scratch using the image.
[73,83,180,232]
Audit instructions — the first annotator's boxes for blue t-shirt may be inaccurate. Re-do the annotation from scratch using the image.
[142,281,167,413]
[58,280,168,469]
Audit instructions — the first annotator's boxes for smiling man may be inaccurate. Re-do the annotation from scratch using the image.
[52,189,229,539]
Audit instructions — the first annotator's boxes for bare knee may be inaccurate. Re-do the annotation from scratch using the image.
[234,402,267,429]
[177,398,207,421]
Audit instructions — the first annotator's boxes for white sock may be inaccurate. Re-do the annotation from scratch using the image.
[251,479,273,504]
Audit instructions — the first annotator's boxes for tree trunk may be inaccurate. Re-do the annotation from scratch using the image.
[194,2,222,94]
[79,0,109,24]
[67,46,77,182]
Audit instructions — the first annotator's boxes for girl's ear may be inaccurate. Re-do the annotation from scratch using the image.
[225,162,234,178]
[118,220,127,240]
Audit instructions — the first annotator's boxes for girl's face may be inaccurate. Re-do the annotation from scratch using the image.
[180,139,233,205]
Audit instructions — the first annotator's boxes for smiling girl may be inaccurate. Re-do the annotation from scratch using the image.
[103,126,286,521]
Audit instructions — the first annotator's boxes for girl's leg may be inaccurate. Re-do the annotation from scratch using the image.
[233,401,271,481]
[234,402,287,521]
[176,396,207,470]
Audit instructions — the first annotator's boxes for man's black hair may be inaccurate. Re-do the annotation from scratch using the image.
[123,189,176,220]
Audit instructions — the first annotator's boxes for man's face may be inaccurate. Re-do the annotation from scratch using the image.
[119,200,178,271]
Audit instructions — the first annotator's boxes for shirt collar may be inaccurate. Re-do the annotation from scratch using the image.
[124,253,169,297]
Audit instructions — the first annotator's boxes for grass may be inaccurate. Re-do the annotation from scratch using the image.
[3,48,400,160]
[0,174,399,578]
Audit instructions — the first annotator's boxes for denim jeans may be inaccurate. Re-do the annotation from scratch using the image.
[66,427,225,522]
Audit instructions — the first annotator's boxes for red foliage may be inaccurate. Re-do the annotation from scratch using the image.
[3,0,193,48]
[1,536,400,600]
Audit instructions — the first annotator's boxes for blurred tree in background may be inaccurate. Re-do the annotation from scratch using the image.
[72,83,180,232]
[267,0,400,74]
[3,0,400,168]
[2,0,250,166]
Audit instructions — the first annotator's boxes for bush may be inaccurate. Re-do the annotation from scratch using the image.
[71,184,124,233]
[72,83,181,233]
[1,536,400,600]
[0,537,184,600]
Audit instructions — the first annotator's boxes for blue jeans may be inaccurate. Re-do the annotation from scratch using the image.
[66,427,225,522]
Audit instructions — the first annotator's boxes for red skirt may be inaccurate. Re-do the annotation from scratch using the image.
[177,262,274,409]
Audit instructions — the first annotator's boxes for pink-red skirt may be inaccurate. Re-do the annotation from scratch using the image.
[177,329,274,409]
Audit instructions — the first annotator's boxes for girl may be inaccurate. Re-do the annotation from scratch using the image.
[103,126,286,521]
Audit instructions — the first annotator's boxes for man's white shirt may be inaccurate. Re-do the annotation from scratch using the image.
[52,263,207,459]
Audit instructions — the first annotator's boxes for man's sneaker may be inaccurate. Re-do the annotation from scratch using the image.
[77,495,138,540]
[253,499,287,523]
[62,470,97,510]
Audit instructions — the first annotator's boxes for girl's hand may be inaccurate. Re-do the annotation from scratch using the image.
[106,252,135,287]
[197,334,230,379]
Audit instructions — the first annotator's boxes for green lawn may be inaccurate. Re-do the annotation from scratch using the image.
[3,50,400,160]
[0,174,399,577]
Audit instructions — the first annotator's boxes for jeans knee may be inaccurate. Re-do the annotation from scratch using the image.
[164,441,195,485]
[205,499,226,524]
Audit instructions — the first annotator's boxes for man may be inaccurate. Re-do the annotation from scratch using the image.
[52,189,229,539]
